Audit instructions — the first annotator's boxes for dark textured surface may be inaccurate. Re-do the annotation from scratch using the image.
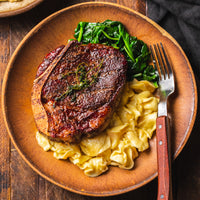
[147,0,200,80]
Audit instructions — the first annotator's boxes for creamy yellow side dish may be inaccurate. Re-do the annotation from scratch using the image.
[0,0,20,2]
[36,79,159,177]
[0,0,36,13]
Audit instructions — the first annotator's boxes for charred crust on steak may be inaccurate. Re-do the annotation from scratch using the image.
[32,40,127,143]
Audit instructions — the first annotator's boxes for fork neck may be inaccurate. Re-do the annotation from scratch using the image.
[158,101,168,117]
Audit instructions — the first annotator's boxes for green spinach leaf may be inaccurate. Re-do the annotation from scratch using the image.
[73,20,158,86]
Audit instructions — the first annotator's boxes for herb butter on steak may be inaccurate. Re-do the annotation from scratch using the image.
[32,40,127,143]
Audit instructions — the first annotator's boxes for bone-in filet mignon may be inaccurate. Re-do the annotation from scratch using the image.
[32,40,127,143]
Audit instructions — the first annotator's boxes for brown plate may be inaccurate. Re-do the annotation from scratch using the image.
[2,2,197,196]
[0,0,43,17]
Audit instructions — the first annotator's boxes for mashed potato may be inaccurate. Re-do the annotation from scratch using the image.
[36,79,159,177]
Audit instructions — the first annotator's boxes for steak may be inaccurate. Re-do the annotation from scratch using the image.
[32,40,127,143]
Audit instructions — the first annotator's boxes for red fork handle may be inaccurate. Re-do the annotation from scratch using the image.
[156,116,173,200]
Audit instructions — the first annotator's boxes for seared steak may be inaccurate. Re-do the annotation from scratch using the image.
[33,40,127,143]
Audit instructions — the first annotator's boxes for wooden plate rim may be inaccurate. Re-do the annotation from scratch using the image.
[2,2,198,196]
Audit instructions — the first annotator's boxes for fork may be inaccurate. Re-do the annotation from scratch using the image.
[150,43,175,200]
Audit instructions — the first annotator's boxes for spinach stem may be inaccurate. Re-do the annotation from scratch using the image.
[102,30,119,41]
[78,22,84,42]
[124,46,135,63]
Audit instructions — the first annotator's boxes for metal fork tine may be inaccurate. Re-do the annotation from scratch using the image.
[150,45,158,69]
[160,43,173,79]
[152,44,166,80]
[150,45,161,80]
[157,43,168,79]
